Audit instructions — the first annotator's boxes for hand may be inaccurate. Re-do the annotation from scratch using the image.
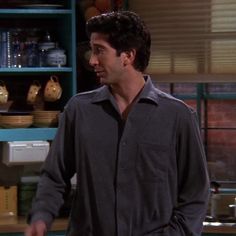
[24,220,47,236]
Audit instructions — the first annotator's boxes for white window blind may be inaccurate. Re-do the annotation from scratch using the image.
[128,0,236,82]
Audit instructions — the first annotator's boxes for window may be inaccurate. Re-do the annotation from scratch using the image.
[129,0,236,82]
[129,0,236,187]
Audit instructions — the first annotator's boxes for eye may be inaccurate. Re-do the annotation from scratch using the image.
[92,46,105,55]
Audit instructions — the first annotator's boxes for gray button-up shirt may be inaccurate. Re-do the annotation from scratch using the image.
[29,76,210,236]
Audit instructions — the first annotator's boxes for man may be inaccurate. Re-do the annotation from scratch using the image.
[25,11,210,236]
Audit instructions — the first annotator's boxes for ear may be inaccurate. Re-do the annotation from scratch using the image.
[122,49,136,67]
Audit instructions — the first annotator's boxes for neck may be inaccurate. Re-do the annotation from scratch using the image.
[111,72,145,101]
[110,71,145,119]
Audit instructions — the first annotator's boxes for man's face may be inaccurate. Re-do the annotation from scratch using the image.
[89,32,127,85]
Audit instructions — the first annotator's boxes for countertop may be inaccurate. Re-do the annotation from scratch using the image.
[203,221,236,234]
[0,217,236,234]
[0,216,68,233]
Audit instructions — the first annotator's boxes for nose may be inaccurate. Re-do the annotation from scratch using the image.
[89,52,98,67]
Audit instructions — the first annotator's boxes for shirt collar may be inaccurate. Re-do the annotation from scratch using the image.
[92,75,159,105]
[138,75,159,105]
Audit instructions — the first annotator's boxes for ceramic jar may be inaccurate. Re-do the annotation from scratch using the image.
[47,47,67,67]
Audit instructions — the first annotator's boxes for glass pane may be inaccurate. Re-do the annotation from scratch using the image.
[207,83,236,93]
[207,100,236,128]
[153,81,170,93]
[207,129,236,182]
[173,83,197,94]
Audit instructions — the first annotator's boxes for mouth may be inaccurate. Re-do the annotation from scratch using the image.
[95,70,105,78]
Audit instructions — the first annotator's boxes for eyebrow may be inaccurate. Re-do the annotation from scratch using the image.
[90,43,105,47]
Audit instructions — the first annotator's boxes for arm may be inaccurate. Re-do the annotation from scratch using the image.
[160,108,210,236]
[171,108,209,235]
[27,102,76,230]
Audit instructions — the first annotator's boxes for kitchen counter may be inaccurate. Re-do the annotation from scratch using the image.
[0,216,68,233]
[203,222,236,234]
[0,217,236,234]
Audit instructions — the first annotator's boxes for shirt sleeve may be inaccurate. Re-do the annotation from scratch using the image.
[27,101,76,229]
[163,107,210,236]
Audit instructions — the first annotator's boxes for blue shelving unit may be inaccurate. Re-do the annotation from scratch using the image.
[0,128,57,141]
[0,0,76,142]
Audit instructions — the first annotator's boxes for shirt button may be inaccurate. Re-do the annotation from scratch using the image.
[117,184,122,192]
[121,141,127,146]
[120,164,125,170]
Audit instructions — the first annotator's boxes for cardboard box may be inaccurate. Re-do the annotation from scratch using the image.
[0,186,17,216]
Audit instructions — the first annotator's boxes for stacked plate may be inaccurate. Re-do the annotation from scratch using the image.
[0,114,33,128]
[32,110,60,127]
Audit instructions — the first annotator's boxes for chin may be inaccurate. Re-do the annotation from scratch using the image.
[99,77,109,85]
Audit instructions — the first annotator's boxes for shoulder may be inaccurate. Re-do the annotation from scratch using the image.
[154,88,199,132]
[59,86,105,118]
[154,87,195,116]
[64,86,104,109]
[72,86,104,103]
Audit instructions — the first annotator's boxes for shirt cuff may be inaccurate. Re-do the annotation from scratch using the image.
[27,211,54,230]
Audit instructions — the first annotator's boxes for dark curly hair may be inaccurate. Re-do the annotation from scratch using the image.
[86,11,151,72]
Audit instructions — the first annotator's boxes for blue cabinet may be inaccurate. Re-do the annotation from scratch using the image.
[0,0,77,142]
